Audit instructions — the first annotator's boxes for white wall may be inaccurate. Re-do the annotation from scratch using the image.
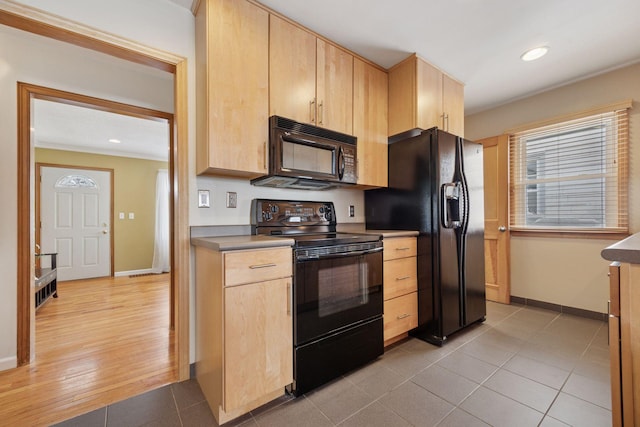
[1,0,366,370]
[466,62,640,313]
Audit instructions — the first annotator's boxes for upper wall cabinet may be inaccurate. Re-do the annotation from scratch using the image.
[195,0,269,177]
[388,54,464,137]
[270,15,354,135]
[353,58,388,188]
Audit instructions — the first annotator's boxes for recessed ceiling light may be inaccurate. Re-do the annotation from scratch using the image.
[109,139,121,144]
[521,46,549,61]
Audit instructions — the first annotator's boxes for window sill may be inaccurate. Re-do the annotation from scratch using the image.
[509,228,629,240]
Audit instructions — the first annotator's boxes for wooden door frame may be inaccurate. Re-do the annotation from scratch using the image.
[36,163,115,278]
[3,3,190,381]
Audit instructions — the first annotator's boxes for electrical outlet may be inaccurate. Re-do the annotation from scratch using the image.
[226,191,237,208]
[349,205,355,217]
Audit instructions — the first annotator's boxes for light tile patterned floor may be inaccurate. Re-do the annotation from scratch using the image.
[55,301,612,427]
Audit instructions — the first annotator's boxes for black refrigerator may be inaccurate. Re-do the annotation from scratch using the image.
[365,127,486,345]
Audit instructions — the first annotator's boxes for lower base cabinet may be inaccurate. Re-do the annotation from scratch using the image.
[609,261,640,426]
[195,245,293,424]
[383,236,418,346]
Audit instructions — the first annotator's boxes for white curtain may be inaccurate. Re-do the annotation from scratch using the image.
[151,169,170,273]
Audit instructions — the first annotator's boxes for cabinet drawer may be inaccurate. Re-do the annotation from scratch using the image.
[383,292,418,341]
[384,257,417,300]
[383,237,417,261]
[224,247,292,286]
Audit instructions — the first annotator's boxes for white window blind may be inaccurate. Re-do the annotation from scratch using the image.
[509,108,629,232]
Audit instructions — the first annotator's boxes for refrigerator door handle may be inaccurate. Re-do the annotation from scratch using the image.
[441,182,462,229]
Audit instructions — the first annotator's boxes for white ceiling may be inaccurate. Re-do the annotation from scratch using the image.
[36,0,640,158]
[254,0,640,115]
[34,99,169,161]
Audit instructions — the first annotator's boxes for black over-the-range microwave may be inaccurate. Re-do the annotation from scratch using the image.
[251,116,357,190]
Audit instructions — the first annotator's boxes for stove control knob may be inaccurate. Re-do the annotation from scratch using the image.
[323,206,333,221]
[270,204,279,213]
[262,211,273,221]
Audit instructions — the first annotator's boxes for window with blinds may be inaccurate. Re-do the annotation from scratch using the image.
[509,107,629,233]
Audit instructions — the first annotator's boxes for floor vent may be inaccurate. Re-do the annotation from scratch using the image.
[129,273,155,278]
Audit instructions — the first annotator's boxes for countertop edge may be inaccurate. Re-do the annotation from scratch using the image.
[364,229,419,238]
[601,232,640,264]
[191,235,294,251]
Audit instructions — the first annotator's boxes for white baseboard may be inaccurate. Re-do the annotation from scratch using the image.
[0,355,17,372]
[114,268,154,277]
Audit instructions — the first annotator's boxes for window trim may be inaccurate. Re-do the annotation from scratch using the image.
[507,100,632,236]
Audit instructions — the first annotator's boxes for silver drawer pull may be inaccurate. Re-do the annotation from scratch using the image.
[397,313,411,320]
[249,263,276,269]
[395,276,410,281]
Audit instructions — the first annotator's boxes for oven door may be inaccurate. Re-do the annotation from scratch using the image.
[294,243,383,346]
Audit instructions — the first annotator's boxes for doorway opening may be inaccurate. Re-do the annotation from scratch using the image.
[18,82,176,370]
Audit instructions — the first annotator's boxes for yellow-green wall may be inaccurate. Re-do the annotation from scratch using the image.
[35,148,168,273]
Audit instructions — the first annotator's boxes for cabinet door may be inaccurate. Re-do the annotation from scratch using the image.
[353,58,388,187]
[269,15,316,124]
[316,39,353,134]
[224,278,293,411]
[196,0,269,176]
[443,74,464,136]
[388,56,416,136]
[416,58,443,131]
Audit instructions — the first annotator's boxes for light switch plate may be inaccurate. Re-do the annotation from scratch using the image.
[226,192,237,208]
[198,190,210,208]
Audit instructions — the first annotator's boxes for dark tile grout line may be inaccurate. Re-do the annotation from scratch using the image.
[170,386,185,427]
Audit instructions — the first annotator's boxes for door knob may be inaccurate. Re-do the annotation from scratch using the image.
[102,230,108,234]
[498,226,507,232]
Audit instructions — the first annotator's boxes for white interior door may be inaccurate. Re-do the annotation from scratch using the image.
[40,166,111,281]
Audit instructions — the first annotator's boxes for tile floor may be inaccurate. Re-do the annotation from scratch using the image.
[54,301,612,427]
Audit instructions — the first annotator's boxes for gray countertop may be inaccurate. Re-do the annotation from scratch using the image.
[191,223,418,251]
[191,235,294,251]
[601,233,640,264]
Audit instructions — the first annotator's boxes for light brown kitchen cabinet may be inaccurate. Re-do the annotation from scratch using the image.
[195,245,293,425]
[388,53,464,137]
[383,236,418,346]
[195,0,269,177]
[353,58,388,188]
[608,261,638,426]
[269,14,353,135]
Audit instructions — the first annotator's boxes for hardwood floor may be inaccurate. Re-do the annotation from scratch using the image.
[0,274,176,426]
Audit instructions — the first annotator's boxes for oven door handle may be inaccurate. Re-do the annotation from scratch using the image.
[296,246,383,261]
